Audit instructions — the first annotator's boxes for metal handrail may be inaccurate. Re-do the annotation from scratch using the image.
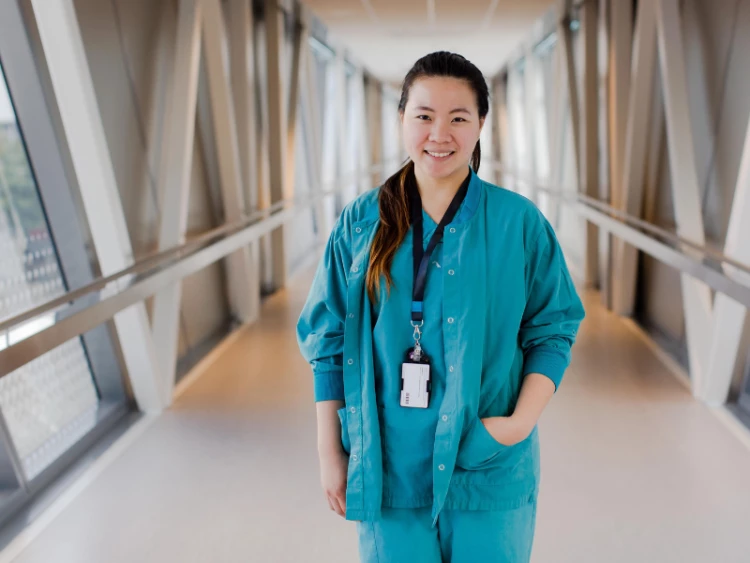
[0,164,391,335]
[488,163,750,307]
[0,199,284,334]
[0,164,395,378]
[490,163,750,277]
[5,159,748,379]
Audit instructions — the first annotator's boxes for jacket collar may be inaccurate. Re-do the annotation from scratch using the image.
[356,166,483,230]
[450,167,481,225]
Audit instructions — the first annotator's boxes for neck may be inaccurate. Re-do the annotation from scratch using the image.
[413,165,471,222]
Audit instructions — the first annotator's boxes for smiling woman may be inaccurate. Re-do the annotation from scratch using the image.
[401,76,485,222]
[297,51,585,563]
[403,81,482,176]
[367,53,489,302]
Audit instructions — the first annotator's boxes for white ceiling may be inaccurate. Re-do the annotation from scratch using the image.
[303,0,555,84]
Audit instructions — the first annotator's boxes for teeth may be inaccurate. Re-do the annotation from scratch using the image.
[427,151,452,158]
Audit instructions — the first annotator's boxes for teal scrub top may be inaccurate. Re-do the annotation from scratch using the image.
[371,203,459,508]
[296,168,585,524]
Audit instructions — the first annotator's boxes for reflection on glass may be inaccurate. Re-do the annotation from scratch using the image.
[0,80,62,324]
[0,62,99,480]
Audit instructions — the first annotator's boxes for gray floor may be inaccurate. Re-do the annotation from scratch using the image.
[5,266,750,562]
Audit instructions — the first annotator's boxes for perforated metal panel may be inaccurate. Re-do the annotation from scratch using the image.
[0,231,64,318]
[0,338,98,480]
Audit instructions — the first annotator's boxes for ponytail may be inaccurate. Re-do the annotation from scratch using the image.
[471,141,481,171]
[365,161,416,303]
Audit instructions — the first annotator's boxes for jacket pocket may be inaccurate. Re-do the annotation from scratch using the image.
[337,407,351,455]
[455,416,531,472]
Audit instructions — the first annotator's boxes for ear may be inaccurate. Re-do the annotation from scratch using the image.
[478,116,486,131]
[399,111,405,125]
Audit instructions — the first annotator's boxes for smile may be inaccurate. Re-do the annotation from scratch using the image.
[425,150,454,159]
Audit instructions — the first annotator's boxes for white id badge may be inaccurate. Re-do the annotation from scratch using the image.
[400,362,431,408]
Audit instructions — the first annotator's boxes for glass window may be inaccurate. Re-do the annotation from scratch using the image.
[0,61,99,481]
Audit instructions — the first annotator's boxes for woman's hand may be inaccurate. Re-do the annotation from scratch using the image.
[480,415,533,446]
[480,373,556,446]
[319,446,349,517]
[316,400,349,518]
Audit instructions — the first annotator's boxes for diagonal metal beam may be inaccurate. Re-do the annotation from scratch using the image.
[523,48,538,204]
[558,7,581,191]
[608,0,632,212]
[703,116,750,404]
[229,0,261,323]
[656,0,713,394]
[285,4,305,201]
[549,37,567,231]
[299,25,327,239]
[643,71,665,225]
[202,0,258,320]
[353,68,370,195]
[263,0,288,291]
[151,0,203,404]
[203,0,246,224]
[364,74,383,191]
[490,77,504,188]
[30,0,166,412]
[581,0,599,288]
[602,0,633,310]
[321,48,340,231]
[334,48,354,204]
[611,0,658,316]
[230,0,258,215]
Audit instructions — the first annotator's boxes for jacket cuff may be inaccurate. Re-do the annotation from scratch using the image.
[313,369,345,402]
[523,345,570,390]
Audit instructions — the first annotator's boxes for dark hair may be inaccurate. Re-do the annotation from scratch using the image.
[366,51,489,303]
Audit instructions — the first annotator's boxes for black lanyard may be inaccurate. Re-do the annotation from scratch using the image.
[408,171,470,324]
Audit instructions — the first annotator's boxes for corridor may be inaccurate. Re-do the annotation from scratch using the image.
[3,265,749,563]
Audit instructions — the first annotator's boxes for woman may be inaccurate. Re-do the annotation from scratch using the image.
[297,51,585,562]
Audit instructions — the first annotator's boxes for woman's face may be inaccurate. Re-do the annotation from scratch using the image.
[401,76,485,184]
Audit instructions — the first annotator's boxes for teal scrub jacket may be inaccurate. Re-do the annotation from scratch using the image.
[296,168,585,525]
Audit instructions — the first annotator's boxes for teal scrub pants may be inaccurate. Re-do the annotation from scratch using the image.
[356,502,537,563]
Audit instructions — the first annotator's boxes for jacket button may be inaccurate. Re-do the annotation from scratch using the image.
[352,454,358,461]
[347,359,354,365]
[355,227,362,233]
[348,313,354,319]
[448,269,454,275]
[449,366,454,372]
[447,317,454,324]
[350,407,356,413]
[438,464,445,471]
[351,266,359,273]
[442,415,448,422]
[449,228,456,234]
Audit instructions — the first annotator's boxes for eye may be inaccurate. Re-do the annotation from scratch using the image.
[416,115,431,121]
[452,117,467,123]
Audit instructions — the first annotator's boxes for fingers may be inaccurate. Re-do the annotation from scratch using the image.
[334,492,346,517]
[325,491,346,517]
[326,495,337,513]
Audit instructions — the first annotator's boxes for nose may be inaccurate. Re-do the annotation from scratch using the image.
[428,118,451,143]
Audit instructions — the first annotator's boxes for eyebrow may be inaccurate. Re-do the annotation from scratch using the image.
[414,106,471,114]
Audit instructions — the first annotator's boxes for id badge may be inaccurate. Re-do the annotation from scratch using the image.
[400,348,431,408]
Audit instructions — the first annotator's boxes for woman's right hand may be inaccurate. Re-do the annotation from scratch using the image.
[319,446,349,517]
[316,400,348,517]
